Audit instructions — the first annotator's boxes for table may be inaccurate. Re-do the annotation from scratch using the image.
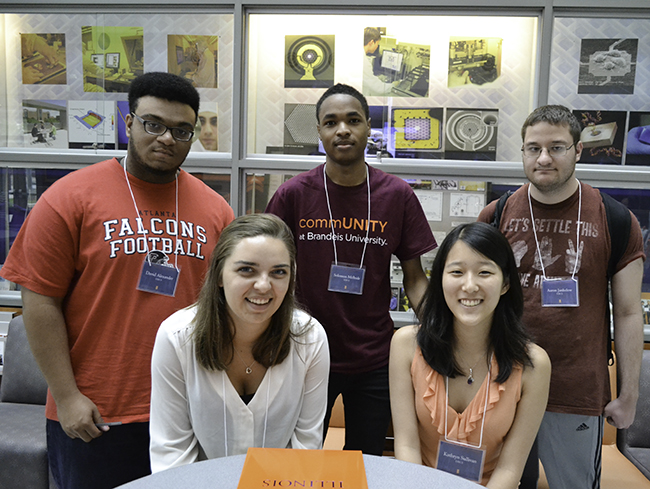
[117,453,481,489]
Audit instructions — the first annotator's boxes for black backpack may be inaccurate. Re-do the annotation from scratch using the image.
[491,189,632,365]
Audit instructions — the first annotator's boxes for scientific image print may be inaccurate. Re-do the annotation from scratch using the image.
[573,109,626,164]
[625,112,650,166]
[82,25,143,93]
[168,35,219,89]
[284,35,334,89]
[391,107,443,159]
[444,108,498,160]
[68,100,116,150]
[448,38,502,88]
[283,104,319,155]
[21,33,66,85]
[362,27,430,97]
[578,38,638,95]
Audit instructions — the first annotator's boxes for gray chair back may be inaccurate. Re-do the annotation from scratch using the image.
[0,315,48,405]
[617,349,650,479]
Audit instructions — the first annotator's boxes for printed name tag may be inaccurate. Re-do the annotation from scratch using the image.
[328,263,366,295]
[137,260,180,297]
[437,440,485,483]
[541,278,579,307]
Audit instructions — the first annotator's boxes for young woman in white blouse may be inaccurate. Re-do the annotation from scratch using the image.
[149,214,330,472]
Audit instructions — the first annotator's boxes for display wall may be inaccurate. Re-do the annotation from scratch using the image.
[0,0,650,313]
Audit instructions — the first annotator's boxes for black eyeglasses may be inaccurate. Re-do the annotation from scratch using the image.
[131,113,194,142]
[522,143,575,159]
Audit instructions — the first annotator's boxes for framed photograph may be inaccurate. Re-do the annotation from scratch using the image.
[577,38,637,95]
[168,35,219,89]
[448,37,502,88]
[573,109,626,164]
[22,100,67,149]
[444,108,498,160]
[284,35,335,89]
[625,112,650,166]
[82,25,143,93]
[20,33,66,85]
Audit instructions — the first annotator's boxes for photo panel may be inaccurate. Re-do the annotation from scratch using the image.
[20,33,66,85]
[362,27,430,98]
[22,99,68,149]
[284,35,335,89]
[573,109,626,164]
[448,37,502,88]
[192,102,220,152]
[444,108,498,160]
[168,35,219,89]
[68,100,116,150]
[391,107,443,159]
[279,103,320,155]
[578,38,638,95]
[625,112,650,166]
[82,25,143,93]
[367,105,392,159]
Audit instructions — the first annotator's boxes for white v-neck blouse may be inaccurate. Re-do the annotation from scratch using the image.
[150,306,330,473]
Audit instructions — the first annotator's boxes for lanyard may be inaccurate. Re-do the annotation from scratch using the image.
[444,353,492,449]
[123,156,180,271]
[527,181,582,281]
[323,164,371,268]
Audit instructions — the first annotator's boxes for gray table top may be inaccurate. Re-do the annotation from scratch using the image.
[117,453,481,489]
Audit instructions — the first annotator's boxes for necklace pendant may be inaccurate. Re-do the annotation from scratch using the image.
[245,367,252,375]
[467,376,474,385]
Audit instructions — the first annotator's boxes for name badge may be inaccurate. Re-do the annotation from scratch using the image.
[328,262,366,295]
[137,257,180,297]
[437,440,485,483]
[541,278,579,307]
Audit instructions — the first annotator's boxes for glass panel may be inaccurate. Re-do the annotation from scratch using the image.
[0,168,74,289]
[190,172,231,204]
[247,13,538,162]
[550,16,650,166]
[249,171,650,294]
[0,168,230,291]
[1,12,234,154]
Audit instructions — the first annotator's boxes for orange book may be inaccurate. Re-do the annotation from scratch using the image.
[237,448,368,488]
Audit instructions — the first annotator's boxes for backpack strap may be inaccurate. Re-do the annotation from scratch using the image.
[600,191,631,280]
[491,190,513,229]
[599,190,632,366]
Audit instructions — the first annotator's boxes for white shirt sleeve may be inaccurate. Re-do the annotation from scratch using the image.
[290,315,330,449]
[150,309,201,473]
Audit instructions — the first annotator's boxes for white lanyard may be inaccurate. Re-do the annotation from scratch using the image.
[527,181,582,281]
[323,164,371,267]
[123,156,180,271]
[444,353,492,449]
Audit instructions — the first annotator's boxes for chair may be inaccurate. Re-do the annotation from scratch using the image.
[323,395,345,450]
[539,355,650,489]
[618,349,650,480]
[0,315,53,489]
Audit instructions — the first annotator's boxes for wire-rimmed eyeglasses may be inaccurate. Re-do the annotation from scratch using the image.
[522,143,575,159]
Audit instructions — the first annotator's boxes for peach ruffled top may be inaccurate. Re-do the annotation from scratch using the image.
[411,348,523,486]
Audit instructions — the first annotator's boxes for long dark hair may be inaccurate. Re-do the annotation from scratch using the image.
[416,222,531,383]
[192,214,297,371]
